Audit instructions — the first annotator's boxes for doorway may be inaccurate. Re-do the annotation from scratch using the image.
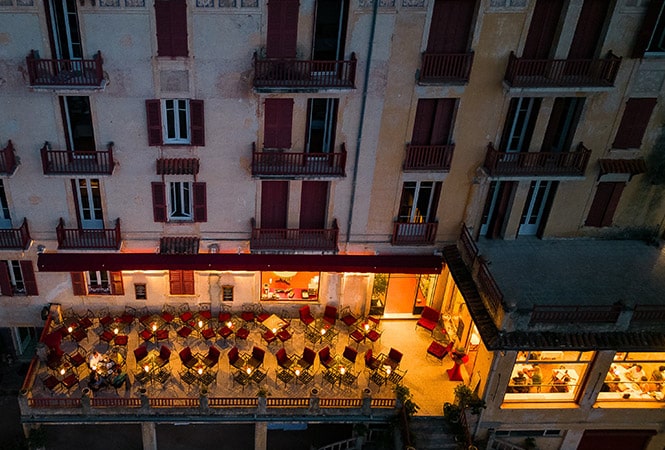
[306,99,338,154]
[47,0,82,59]
[62,96,95,153]
[74,179,104,229]
[518,180,557,236]
[370,273,438,317]
[312,0,348,61]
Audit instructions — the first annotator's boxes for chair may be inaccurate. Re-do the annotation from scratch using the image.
[99,329,115,346]
[318,346,335,369]
[339,306,358,329]
[261,328,278,347]
[254,304,271,324]
[342,346,358,366]
[367,316,381,328]
[250,367,267,384]
[298,347,316,371]
[177,324,193,340]
[113,334,129,350]
[248,346,265,369]
[228,346,246,370]
[71,328,88,345]
[366,327,382,347]
[133,345,149,366]
[275,348,295,370]
[155,329,170,343]
[78,310,94,330]
[155,345,171,368]
[322,368,341,387]
[298,305,315,327]
[276,367,295,387]
[161,304,176,327]
[323,305,337,326]
[178,303,194,324]
[217,323,234,346]
[119,306,136,325]
[137,306,151,327]
[240,304,256,326]
[427,340,453,363]
[203,345,221,369]
[139,328,154,343]
[232,369,251,390]
[384,348,403,369]
[99,308,114,328]
[416,306,440,335]
[179,346,197,369]
[200,326,216,342]
[364,349,382,372]
[61,373,79,392]
[155,368,170,386]
[277,328,292,346]
[340,369,359,388]
[198,302,212,321]
[234,324,250,346]
[66,351,87,375]
[388,367,407,385]
[218,304,232,324]
[42,374,61,394]
[349,327,365,347]
[180,368,197,391]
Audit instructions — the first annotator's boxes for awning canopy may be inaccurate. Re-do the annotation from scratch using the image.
[37,252,444,274]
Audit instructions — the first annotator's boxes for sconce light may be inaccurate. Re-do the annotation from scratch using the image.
[208,243,219,254]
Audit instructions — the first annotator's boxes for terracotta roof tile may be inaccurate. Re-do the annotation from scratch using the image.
[159,237,200,255]
[156,158,200,175]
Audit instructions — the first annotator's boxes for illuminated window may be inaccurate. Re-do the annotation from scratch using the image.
[597,352,665,402]
[260,272,320,301]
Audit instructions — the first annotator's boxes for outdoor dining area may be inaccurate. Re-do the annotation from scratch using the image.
[23,302,461,417]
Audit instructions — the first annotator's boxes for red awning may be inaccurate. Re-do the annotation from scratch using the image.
[37,252,444,274]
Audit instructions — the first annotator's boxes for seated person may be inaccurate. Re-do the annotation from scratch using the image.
[550,375,570,393]
[650,366,665,389]
[511,371,530,393]
[530,365,543,392]
[88,351,102,369]
[625,364,644,381]
[110,367,130,389]
[88,370,106,392]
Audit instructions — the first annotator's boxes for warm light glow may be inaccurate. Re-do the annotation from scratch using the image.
[60,368,65,375]
[144,364,150,372]
[364,323,369,331]
[152,324,157,332]
[272,328,277,334]
[113,327,119,335]
[67,326,73,333]
[386,367,391,375]
[226,321,232,327]
[295,369,300,376]
[246,367,252,374]
[198,320,203,328]
[321,328,326,335]
[91,364,97,371]
[198,368,203,375]
[340,367,346,375]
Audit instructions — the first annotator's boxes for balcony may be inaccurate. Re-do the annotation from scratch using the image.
[419,52,474,84]
[56,218,122,250]
[403,144,455,172]
[483,142,591,177]
[0,218,31,250]
[253,52,356,90]
[504,51,621,89]
[26,50,105,88]
[41,142,115,175]
[392,221,438,246]
[250,218,338,253]
[0,140,19,175]
[251,143,346,178]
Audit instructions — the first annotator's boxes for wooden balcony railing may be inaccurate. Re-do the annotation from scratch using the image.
[252,143,346,177]
[0,140,19,175]
[250,218,339,252]
[0,218,31,250]
[41,142,115,175]
[403,144,455,171]
[26,50,104,87]
[530,305,621,324]
[253,52,356,89]
[391,221,438,246]
[631,305,665,324]
[56,218,122,250]
[483,142,591,177]
[504,51,621,88]
[419,52,474,83]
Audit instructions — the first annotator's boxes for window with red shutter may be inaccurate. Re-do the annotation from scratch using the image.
[612,98,657,149]
[71,272,86,295]
[110,271,124,295]
[152,182,168,222]
[585,182,625,227]
[426,0,476,54]
[169,270,195,295]
[147,99,204,146]
[155,0,188,57]
[266,0,299,58]
[190,100,205,146]
[411,99,456,146]
[0,261,12,297]
[20,261,38,296]
[193,182,207,222]
[146,100,163,146]
[264,99,294,149]
[182,270,195,295]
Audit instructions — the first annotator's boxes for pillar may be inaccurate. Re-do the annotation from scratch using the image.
[141,422,157,450]
[255,422,267,450]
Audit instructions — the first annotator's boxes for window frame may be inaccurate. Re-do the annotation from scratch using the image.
[162,99,191,144]
[145,99,204,147]
[397,181,442,223]
[0,260,38,296]
[645,1,665,55]
[169,270,195,295]
[168,180,193,221]
[597,352,665,402]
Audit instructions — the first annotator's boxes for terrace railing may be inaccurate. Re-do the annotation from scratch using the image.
[0,218,31,250]
[403,144,455,171]
[392,221,438,246]
[56,217,122,250]
[0,140,19,175]
[419,52,474,83]
[483,142,590,177]
[250,218,339,252]
[530,305,622,325]
[26,50,104,87]
[254,52,356,89]
[252,142,346,177]
[504,51,621,88]
[41,142,115,175]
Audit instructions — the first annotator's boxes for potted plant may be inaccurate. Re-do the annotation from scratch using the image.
[454,384,486,415]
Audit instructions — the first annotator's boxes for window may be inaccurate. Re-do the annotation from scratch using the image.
[500,97,542,152]
[633,0,665,57]
[169,270,195,295]
[397,181,442,223]
[222,285,234,302]
[0,261,38,296]
[585,182,625,227]
[306,99,338,153]
[411,98,456,146]
[71,271,124,295]
[597,352,665,402]
[88,270,110,294]
[261,271,319,301]
[135,283,147,300]
[151,181,207,223]
[155,0,188,57]
[425,0,475,54]
[61,97,95,152]
[612,98,657,150]
[504,350,594,402]
[72,179,104,229]
[145,99,204,146]
[266,0,299,58]
[0,180,12,228]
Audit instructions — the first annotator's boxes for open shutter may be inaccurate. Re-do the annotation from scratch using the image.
[193,182,207,222]
[20,261,38,296]
[182,270,195,294]
[146,100,163,146]
[612,98,657,149]
[266,0,299,58]
[632,0,663,58]
[71,272,86,295]
[427,182,443,222]
[585,182,625,227]
[264,98,294,149]
[152,182,167,222]
[169,270,182,295]
[110,271,124,295]
[0,261,12,297]
[190,100,205,146]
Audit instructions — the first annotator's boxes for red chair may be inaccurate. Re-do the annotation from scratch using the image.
[339,306,358,329]
[364,349,381,371]
[228,346,244,370]
[262,328,277,346]
[178,303,194,323]
[113,334,129,349]
[385,348,403,369]
[349,328,365,347]
[277,328,292,345]
[342,346,358,365]
[177,325,193,339]
[276,348,294,370]
[155,345,171,368]
[179,346,197,369]
[298,347,316,371]
[427,340,453,363]
[155,329,169,343]
[235,325,250,344]
[241,305,255,325]
[202,345,221,368]
[161,304,176,327]
[248,346,265,369]
[139,328,154,343]
[218,306,232,324]
[200,327,216,341]
[323,305,337,326]
[416,306,440,335]
[366,327,382,347]
[318,346,335,369]
[299,305,315,327]
[99,330,115,346]
[133,345,149,365]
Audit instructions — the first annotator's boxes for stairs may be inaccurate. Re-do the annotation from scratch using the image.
[409,417,460,450]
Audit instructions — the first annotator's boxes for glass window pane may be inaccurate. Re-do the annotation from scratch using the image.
[598,352,665,402]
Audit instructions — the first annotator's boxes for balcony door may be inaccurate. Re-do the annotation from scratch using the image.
[261,181,288,229]
[46,0,82,60]
[0,181,11,229]
[541,97,584,153]
[518,180,557,236]
[567,0,610,59]
[412,98,456,146]
[522,0,564,58]
[73,179,104,229]
[398,181,441,223]
[306,99,338,154]
[312,0,348,61]
[480,181,516,238]
[500,97,541,153]
[299,181,328,229]
[62,96,95,154]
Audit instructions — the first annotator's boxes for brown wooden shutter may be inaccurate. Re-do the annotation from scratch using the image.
[522,0,564,58]
[151,182,168,222]
[299,181,328,229]
[70,179,82,229]
[71,272,86,295]
[261,181,288,228]
[266,0,299,58]
[264,98,294,149]
[169,270,182,295]
[155,0,188,57]
[190,100,205,146]
[146,100,163,146]
[182,270,195,295]
[427,182,443,222]
[426,0,475,54]
[632,0,663,58]
[0,261,12,297]
[585,182,625,227]
[430,99,456,145]
[20,261,38,296]
[110,271,124,295]
[192,182,207,222]
[612,98,657,149]
[412,100,436,146]
[567,0,610,59]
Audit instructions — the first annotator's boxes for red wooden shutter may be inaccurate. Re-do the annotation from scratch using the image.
[632,0,663,58]
[261,181,288,228]
[430,99,456,145]
[426,0,475,54]
[567,0,610,59]
[0,261,12,297]
[182,270,195,295]
[169,270,182,295]
[411,100,436,146]
[189,100,205,146]
[146,100,163,146]
[155,0,188,57]
[20,261,38,296]
[193,182,207,222]
[264,98,294,149]
[71,272,86,295]
[522,0,564,58]
[70,179,82,229]
[110,271,124,295]
[585,182,625,227]
[612,98,657,149]
[299,181,328,229]
[266,0,299,58]
[151,182,168,222]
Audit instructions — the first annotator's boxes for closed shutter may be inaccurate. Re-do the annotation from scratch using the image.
[110,271,124,295]
[169,270,183,295]
[182,270,195,295]
[612,98,657,149]
[70,179,82,229]
[151,182,168,222]
[411,100,436,146]
[146,100,163,146]
[430,99,456,145]
[299,181,328,229]
[155,0,188,57]
[20,261,38,296]
[192,182,207,222]
[264,98,294,149]
[266,0,299,58]
[585,182,625,227]
[567,0,610,59]
[632,0,663,58]
[522,0,564,58]
[261,181,288,228]
[0,261,12,297]
[189,100,205,146]
[71,272,86,295]
[426,0,476,54]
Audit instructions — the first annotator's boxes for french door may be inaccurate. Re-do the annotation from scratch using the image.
[47,0,82,60]
[518,180,556,236]
[306,99,338,153]
[500,97,541,153]
[62,96,95,153]
[312,0,348,61]
[74,179,104,229]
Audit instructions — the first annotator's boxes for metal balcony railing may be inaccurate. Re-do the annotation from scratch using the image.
[0,140,19,175]
[250,218,338,252]
[26,50,104,87]
[253,52,356,89]
[251,143,346,177]
[41,142,115,175]
[419,52,474,83]
[391,221,438,246]
[483,142,590,177]
[0,218,31,250]
[403,144,455,171]
[56,218,122,250]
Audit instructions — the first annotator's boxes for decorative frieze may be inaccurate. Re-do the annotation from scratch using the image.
[488,0,528,10]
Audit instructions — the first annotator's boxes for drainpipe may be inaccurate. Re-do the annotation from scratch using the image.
[346,0,379,244]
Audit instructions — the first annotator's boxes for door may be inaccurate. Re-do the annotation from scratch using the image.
[0,180,11,229]
[306,99,338,153]
[567,0,610,59]
[426,0,476,54]
[261,181,288,229]
[398,181,441,223]
[480,181,516,238]
[299,181,328,229]
[541,98,585,153]
[74,179,104,229]
[13,327,37,356]
[312,0,348,61]
[500,97,542,153]
[411,99,456,146]
[62,96,95,153]
[522,0,564,58]
[47,0,82,60]
[518,180,556,235]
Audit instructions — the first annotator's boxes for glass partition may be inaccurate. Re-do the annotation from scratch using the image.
[597,352,665,402]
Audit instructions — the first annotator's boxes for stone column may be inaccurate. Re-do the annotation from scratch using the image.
[255,422,267,450]
[141,422,157,450]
